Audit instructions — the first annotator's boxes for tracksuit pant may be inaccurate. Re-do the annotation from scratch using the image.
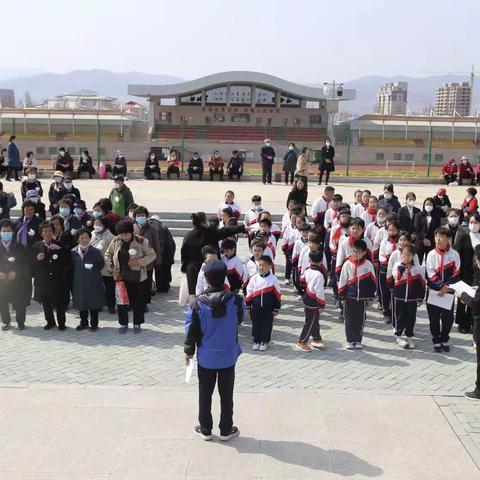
[331,253,338,298]
[299,307,322,343]
[456,301,473,331]
[426,299,454,344]
[344,298,367,344]
[284,250,293,280]
[251,306,274,343]
[198,364,235,436]
[393,299,417,337]
[378,272,391,317]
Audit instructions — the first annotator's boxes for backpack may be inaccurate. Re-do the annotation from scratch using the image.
[7,192,17,209]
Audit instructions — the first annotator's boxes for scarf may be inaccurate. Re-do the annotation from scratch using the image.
[17,217,31,246]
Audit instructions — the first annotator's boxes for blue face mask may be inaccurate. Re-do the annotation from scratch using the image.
[92,211,103,219]
[74,208,83,216]
[60,207,70,217]
[1,231,13,242]
[136,216,147,226]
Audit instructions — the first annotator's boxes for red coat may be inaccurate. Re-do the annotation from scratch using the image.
[442,163,457,175]
[459,162,474,179]
[461,196,478,215]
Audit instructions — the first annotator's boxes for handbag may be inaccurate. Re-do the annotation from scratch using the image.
[178,274,190,307]
[121,266,141,283]
[115,280,129,305]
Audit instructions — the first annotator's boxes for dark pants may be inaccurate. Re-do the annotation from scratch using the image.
[43,300,66,328]
[144,166,161,180]
[456,300,473,331]
[459,175,475,186]
[284,171,295,185]
[155,263,172,292]
[198,364,235,436]
[142,270,154,305]
[64,269,73,309]
[186,262,201,295]
[77,164,95,178]
[427,301,454,344]
[187,166,203,180]
[330,253,338,298]
[166,165,180,178]
[55,163,74,175]
[444,174,457,184]
[378,272,391,317]
[117,281,145,325]
[284,250,293,280]
[0,303,26,326]
[473,316,480,392]
[292,260,301,293]
[262,161,272,183]
[394,299,417,337]
[344,298,367,343]
[299,307,322,343]
[251,306,274,343]
[319,168,331,184]
[79,310,99,328]
[477,173,480,186]
[112,166,127,177]
[228,167,242,180]
[103,276,115,309]
[6,166,20,180]
[209,168,224,181]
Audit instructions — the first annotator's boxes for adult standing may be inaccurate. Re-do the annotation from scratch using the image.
[445,208,462,244]
[282,143,297,185]
[144,151,161,180]
[453,213,480,334]
[0,219,29,330]
[286,178,308,215]
[295,147,310,184]
[397,192,420,234]
[413,197,442,264]
[16,200,42,248]
[181,212,247,295]
[54,147,74,175]
[150,214,176,293]
[260,139,275,185]
[71,228,105,331]
[318,138,335,185]
[104,220,156,334]
[6,135,21,182]
[185,260,244,441]
[109,176,134,219]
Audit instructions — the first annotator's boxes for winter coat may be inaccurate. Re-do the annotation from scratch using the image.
[260,146,276,165]
[133,222,161,270]
[7,142,21,169]
[21,179,43,200]
[320,145,335,172]
[150,218,175,269]
[16,215,42,248]
[0,192,10,220]
[90,228,115,276]
[109,186,134,219]
[48,183,67,213]
[453,227,477,283]
[459,162,475,179]
[71,245,105,311]
[283,150,297,172]
[0,240,30,308]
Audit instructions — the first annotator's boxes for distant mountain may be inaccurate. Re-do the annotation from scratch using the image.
[0,69,184,105]
[1,69,478,115]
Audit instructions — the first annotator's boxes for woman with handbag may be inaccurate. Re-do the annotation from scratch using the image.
[105,220,156,334]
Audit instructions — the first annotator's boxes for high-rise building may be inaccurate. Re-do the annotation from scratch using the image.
[0,89,15,109]
[434,82,471,116]
[376,82,408,115]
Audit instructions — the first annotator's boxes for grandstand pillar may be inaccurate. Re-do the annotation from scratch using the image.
[251,86,256,107]
[275,91,281,108]
[201,90,206,107]
[148,98,155,140]
[96,117,101,170]
[427,124,432,177]
[226,84,231,107]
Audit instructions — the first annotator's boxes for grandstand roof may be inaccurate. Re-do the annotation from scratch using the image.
[0,109,136,124]
[129,71,356,101]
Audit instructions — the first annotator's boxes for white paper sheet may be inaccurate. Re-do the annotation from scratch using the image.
[449,281,477,299]
[185,358,195,383]
[427,290,454,310]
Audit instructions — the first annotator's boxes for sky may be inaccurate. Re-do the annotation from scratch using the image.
[3,0,478,83]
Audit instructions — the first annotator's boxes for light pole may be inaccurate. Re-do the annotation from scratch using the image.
[323,81,344,145]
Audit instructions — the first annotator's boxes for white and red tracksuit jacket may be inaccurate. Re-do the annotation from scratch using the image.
[298,245,328,280]
[338,257,377,300]
[425,246,461,291]
[221,254,244,290]
[335,235,373,278]
[245,271,281,313]
[312,196,332,226]
[324,207,339,232]
[244,206,264,228]
[360,208,377,227]
[378,236,398,274]
[300,265,326,309]
[329,224,347,256]
[387,249,420,285]
[217,201,241,219]
[282,225,300,255]
[392,261,426,302]
[196,263,230,295]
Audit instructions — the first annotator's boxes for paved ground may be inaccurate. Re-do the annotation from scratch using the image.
[1,179,479,478]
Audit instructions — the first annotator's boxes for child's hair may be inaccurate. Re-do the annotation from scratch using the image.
[308,231,322,245]
[221,238,237,251]
[251,239,265,250]
[398,231,412,243]
[258,255,273,266]
[369,195,378,203]
[332,194,343,202]
[309,250,323,264]
[201,245,218,260]
[255,230,269,243]
[290,207,303,217]
[362,189,371,195]
[226,216,238,227]
[259,211,271,220]
[225,190,235,198]
[191,212,207,228]
[434,226,452,238]
[402,244,416,257]
[354,189,362,196]
[300,224,312,233]
[377,207,388,215]
[221,206,233,217]
[387,219,401,231]
[386,213,398,224]
[325,186,335,194]
[349,218,365,229]
[295,214,306,224]
[251,195,261,203]
[259,217,272,228]
[352,239,367,252]
[287,200,298,209]
[208,216,219,228]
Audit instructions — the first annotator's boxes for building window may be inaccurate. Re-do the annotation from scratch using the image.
[375,152,384,161]
[405,153,414,161]
[230,86,251,105]
[423,153,429,162]
[231,113,250,123]
[48,147,57,156]
[393,153,402,161]
[205,87,227,104]
[35,146,45,155]
[435,154,444,163]
[309,115,322,125]
[67,147,76,155]
[159,111,171,122]
[255,88,276,105]
[214,113,225,122]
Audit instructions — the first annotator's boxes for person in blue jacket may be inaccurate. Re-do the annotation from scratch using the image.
[184,259,245,442]
[6,135,21,182]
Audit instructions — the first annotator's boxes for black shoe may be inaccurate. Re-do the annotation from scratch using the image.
[442,343,450,352]
[194,425,213,441]
[76,325,87,331]
[458,327,469,334]
[108,307,116,314]
[433,344,442,353]
[17,323,25,330]
[219,426,240,442]
[44,323,56,330]
[464,390,480,400]
[58,325,67,331]
[89,326,98,332]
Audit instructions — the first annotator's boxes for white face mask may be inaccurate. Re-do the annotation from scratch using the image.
[59,151,65,157]
[28,174,36,181]
[437,195,444,199]
[377,215,386,224]
[265,143,271,147]
[384,193,392,200]
[425,205,434,213]
[288,146,294,150]
[93,225,103,233]
[448,216,459,226]
[326,142,331,147]
[470,223,480,234]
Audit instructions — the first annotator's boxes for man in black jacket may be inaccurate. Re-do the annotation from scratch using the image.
[260,139,275,184]
[0,182,10,220]
[227,150,244,180]
[187,152,204,180]
[397,192,420,234]
[55,147,74,174]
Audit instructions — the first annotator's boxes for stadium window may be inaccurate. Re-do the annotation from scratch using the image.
[48,147,57,156]
[67,147,76,155]
[375,152,384,161]
[423,153,429,162]
[393,153,402,161]
[309,115,322,125]
[405,153,414,161]
[434,154,444,162]
[214,113,225,122]
[35,146,45,155]
[159,112,171,122]
[231,113,250,123]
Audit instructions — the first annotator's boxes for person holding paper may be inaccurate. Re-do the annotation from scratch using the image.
[456,245,480,400]
[185,260,245,442]
[453,212,480,334]
[426,227,461,352]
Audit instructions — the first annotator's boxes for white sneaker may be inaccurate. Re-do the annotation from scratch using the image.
[354,343,363,349]
[259,343,267,351]
[284,279,291,285]
[310,339,325,349]
[406,337,416,349]
[346,342,355,350]
[396,336,409,349]
[252,343,260,351]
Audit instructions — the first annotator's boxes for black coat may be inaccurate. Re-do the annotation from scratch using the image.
[286,189,308,211]
[16,215,42,248]
[0,240,30,308]
[32,240,70,304]
[145,155,160,170]
[35,202,47,221]
[453,227,476,283]
[320,145,335,172]
[188,157,204,170]
[283,150,297,172]
[71,245,105,311]
[21,180,43,200]
[0,192,9,220]
[397,206,421,234]
[413,210,442,261]
[260,146,276,165]
[48,183,67,212]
